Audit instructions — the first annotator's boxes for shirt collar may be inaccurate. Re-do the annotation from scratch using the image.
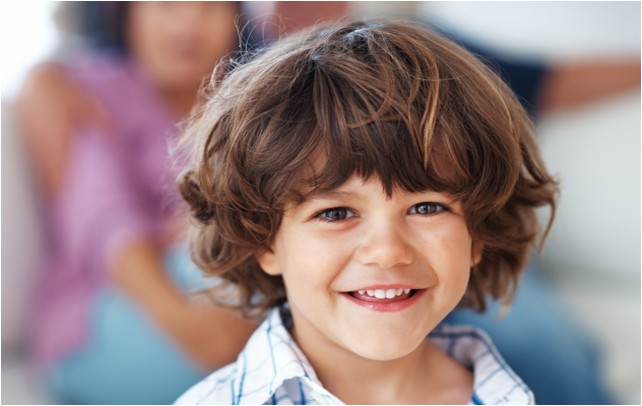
[231,306,343,404]
[429,325,534,404]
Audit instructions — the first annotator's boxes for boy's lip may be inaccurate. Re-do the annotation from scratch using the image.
[350,284,417,291]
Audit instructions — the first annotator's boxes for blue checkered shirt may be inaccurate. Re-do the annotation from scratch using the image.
[176,307,534,405]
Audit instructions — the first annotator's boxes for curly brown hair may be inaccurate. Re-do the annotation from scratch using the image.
[176,19,557,317]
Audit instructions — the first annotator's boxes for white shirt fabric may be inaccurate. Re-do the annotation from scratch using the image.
[176,306,534,405]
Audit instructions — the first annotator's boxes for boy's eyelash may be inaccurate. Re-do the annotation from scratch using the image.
[313,207,356,222]
[312,202,450,222]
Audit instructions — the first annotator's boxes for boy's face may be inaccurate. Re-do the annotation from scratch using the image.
[257,175,482,362]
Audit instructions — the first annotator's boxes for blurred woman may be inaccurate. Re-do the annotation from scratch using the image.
[20,3,257,404]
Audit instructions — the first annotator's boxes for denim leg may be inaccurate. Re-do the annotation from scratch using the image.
[47,246,215,404]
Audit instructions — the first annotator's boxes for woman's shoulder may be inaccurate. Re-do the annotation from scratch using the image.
[65,53,157,108]
[66,53,135,87]
[65,53,170,132]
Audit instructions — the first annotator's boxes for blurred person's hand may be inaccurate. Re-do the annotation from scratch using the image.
[159,212,190,249]
[17,63,112,199]
[539,60,641,113]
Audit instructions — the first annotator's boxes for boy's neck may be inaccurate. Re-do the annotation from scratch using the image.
[294,328,474,404]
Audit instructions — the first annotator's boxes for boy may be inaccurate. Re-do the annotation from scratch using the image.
[175,19,557,404]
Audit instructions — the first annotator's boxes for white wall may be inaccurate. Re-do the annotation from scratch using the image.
[1,1,60,99]
[420,2,641,60]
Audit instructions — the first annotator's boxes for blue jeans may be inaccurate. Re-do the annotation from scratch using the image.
[47,246,216,405]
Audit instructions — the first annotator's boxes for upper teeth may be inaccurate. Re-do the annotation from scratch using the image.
[357,288,411,298]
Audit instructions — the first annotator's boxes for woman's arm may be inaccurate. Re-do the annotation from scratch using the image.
[17,62,111,199]
[110,238,258,370]
[538,60,641,113]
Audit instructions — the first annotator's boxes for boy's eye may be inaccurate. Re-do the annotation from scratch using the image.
[316,207,355,222]
[409,202,447,215]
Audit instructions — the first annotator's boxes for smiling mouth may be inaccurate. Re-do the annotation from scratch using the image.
[349,288,418,303]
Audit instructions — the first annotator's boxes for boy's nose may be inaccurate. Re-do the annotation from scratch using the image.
[354,222,415,269]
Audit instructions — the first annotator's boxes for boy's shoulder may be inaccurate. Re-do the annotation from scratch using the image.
[175,309,534,405]
[429,324,535,405]
[174,362,238,404]
[175,307,341,405]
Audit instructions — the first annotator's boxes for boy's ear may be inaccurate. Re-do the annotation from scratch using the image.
[255,247,282,276]
[471,240,484,267]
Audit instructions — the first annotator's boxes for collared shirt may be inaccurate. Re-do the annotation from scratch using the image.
[176,307,535,405]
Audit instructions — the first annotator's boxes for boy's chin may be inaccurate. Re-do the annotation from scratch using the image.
[344,335,427,362]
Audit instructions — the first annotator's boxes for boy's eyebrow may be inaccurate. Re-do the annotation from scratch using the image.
[295,188,460,205]
[295,190,361,207]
